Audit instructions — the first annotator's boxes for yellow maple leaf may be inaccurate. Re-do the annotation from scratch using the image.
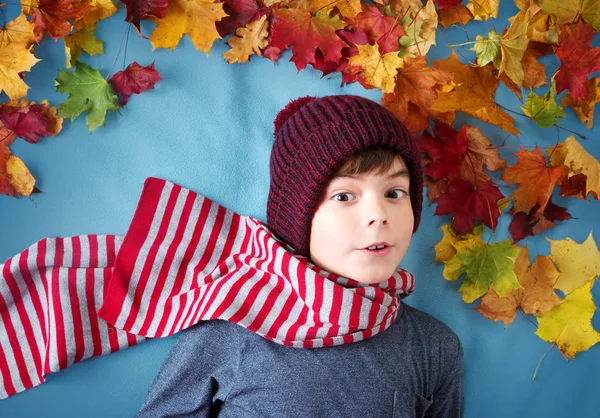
[78,0,119,28]
[0,14,35,49]
[0,44,40,101]
[310,0,361,17]
[466,0,499,20]
[149,0,228,53]
[535,280,600,359]
[547,136,600,200]
[561,77,600,129]
[547,232,600,295]
[499,8,529,86]
[347,44,403,93]
[434,223,485,263]
[223,15,269,64]
[411,0,438,56]
[6,155,35,196]
[64,26,104,68]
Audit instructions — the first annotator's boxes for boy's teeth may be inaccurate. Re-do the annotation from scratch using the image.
[367,245,386,250]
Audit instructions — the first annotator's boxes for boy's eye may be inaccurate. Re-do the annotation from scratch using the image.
[332,192,355,202]
[387,189,408,199]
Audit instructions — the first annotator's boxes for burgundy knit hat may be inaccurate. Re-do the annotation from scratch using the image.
[267,95,423,257]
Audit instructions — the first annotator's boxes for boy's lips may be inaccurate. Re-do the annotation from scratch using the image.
[358,245,393,257]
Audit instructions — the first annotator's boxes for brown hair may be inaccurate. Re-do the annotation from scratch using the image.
[334,145,408,178]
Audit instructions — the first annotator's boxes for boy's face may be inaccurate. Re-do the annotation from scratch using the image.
[308,156,414,284]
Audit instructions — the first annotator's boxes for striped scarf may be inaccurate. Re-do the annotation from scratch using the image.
[0,177,414,399]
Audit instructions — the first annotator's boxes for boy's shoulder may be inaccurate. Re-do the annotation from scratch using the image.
[397,301,463,351]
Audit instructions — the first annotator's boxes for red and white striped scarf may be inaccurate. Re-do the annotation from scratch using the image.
[0,177,414,399]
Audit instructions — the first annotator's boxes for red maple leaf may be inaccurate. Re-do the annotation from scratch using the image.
[509,199,572,242]
[434,0,462,10]
[418,123,468,181]
[435,178,504,234]
[0,104,51,144]
[216,0,269,37]
[353,4,405,54]
[121,0,170,31]
[269,5,348,71]
[109,62,162,106]
[555,21,600,101]
[312,26,368,85]
[29,0,92,41]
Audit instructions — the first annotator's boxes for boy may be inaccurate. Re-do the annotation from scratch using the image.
[136,95,464,417]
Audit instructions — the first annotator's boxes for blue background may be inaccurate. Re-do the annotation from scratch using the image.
[1,1,599,417]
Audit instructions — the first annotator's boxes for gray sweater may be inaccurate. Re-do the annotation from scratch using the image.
[136,302,464,418]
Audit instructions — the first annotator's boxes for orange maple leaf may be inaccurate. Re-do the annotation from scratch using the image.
[430,51,519,135]
[24,0,92,42]
[501,146,563,214]
[382,56,454,133]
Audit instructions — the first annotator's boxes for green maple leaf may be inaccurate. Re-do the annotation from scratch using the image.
[471,30,502,68]
[443,240,521,303]
[537,0,600,31]
[55,62,119,133]
[398,15,424,59]
[520,79,566,128]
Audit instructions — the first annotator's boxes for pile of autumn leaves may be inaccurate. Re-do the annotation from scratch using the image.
[1,0,600,362]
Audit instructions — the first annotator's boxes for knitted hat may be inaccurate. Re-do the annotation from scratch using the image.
[267,94,423,257]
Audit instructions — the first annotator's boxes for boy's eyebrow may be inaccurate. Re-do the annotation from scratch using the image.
[332,169,410,180]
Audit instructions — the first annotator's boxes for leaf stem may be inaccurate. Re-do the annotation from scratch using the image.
[107,23,131,79]
[518,307,538,329]
[532,343,555,380]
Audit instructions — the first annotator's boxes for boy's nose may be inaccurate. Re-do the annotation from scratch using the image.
[363,200,389,226]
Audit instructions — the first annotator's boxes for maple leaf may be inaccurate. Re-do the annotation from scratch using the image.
[149,0,228,53]
[311,0,362,18]
[24,0,92,42]
[498,8,529,86]
[435,178,504,234]
[64,25,104,68]
[216,0,265,37]
[554,21,600,101]
[122,0,169,31]
[79,0,119,27]
[547,232,600,295]
[466,0,499,20]
[55,62,120,133]
[347,44,403,93]
[535,280,600,359]
[430,51,519,135]
[434,223,485,263]
[476,246,561,327]
[0,146,36,197]
[381,56,454,133]
[509,198,572,242]
[547,136,600,200]
[458,126,506,186]
[537,0,600,31]
[500,146,563,214]
[108,61,162,106]
[0,44,40,101]
[434,0,462,10]
[269,1,347,71]
[561,77,600,128]
[521,42,552,89]
[353,3,405,54]
[438,4,473,28]
[521,79,566,128]
[0,14,35,49]
[223,15,269,64]
[0,99,63,144]
[471,29,501,68]
[418,123,468,182]
[398,0,438,58]
[443,239,520,303]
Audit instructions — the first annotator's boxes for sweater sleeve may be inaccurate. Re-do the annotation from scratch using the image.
[136,320,241,418]
[425,336,465,418]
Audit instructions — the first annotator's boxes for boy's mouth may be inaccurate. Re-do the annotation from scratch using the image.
[360,242,392,256]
